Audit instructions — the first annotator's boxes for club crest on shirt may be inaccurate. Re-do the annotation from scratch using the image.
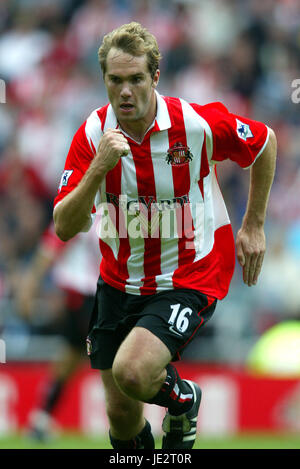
[166,142,193,166]
[236,119,253,141]
[58,169,73,191]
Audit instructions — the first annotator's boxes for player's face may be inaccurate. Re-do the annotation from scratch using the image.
[104,48,159,126]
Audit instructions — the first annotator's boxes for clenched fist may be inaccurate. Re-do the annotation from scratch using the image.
[95,129,130,173]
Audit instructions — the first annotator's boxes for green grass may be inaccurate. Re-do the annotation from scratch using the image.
[0,432,300,449]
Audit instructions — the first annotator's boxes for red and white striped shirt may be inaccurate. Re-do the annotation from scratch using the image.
[54,92,269,299]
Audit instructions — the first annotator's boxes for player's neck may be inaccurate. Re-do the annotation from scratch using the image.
[118,95,157,144]
[118,120,152,144]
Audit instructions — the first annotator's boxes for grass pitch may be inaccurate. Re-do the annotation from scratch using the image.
[0,432,300,449]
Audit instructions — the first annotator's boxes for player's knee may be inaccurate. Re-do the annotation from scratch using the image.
[112,361,145,398]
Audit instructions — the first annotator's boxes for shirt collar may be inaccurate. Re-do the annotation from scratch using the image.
[154,90,171,131]
[103,90,171,134]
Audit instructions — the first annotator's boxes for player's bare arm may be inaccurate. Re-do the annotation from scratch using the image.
[236,128,277,287]
[54,129,130,241]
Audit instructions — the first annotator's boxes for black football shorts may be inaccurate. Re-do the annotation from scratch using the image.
[86,276,217,370]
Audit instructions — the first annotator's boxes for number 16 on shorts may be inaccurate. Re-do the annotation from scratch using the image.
[168,304,192,335]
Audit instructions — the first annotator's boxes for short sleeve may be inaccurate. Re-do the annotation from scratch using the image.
[191,102,269,169]
[53,122,95,208]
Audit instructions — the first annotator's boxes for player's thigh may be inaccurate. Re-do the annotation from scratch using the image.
[101,368,144,418]
[113,326,172,380]
[135,288,217,363]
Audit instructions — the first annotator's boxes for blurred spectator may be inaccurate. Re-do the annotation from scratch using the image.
[0,9,53,81]
[14,221,100,440]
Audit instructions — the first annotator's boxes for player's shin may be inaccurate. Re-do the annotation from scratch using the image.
[109,419,155,449]
[144,364,194,415]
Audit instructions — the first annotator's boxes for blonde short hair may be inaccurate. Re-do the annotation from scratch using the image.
[98,22,162,79]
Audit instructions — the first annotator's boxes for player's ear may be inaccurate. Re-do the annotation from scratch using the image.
[152,69,160,88]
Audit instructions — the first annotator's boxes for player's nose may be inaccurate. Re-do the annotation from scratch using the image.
[120,83,132,99]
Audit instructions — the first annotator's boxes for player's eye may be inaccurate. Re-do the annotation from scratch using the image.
[131,76,143,84]
[110,76,122,84]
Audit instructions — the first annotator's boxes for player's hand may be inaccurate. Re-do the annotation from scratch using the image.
[236,225,266,286]
[95,129,130,172]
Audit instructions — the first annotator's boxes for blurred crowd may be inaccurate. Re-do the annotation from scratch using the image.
[0,0,300,363]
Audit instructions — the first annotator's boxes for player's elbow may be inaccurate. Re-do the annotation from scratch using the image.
[56,228,71,242]
[53,206,90,241]
[53,206,72,242]
[54,222,72,242]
